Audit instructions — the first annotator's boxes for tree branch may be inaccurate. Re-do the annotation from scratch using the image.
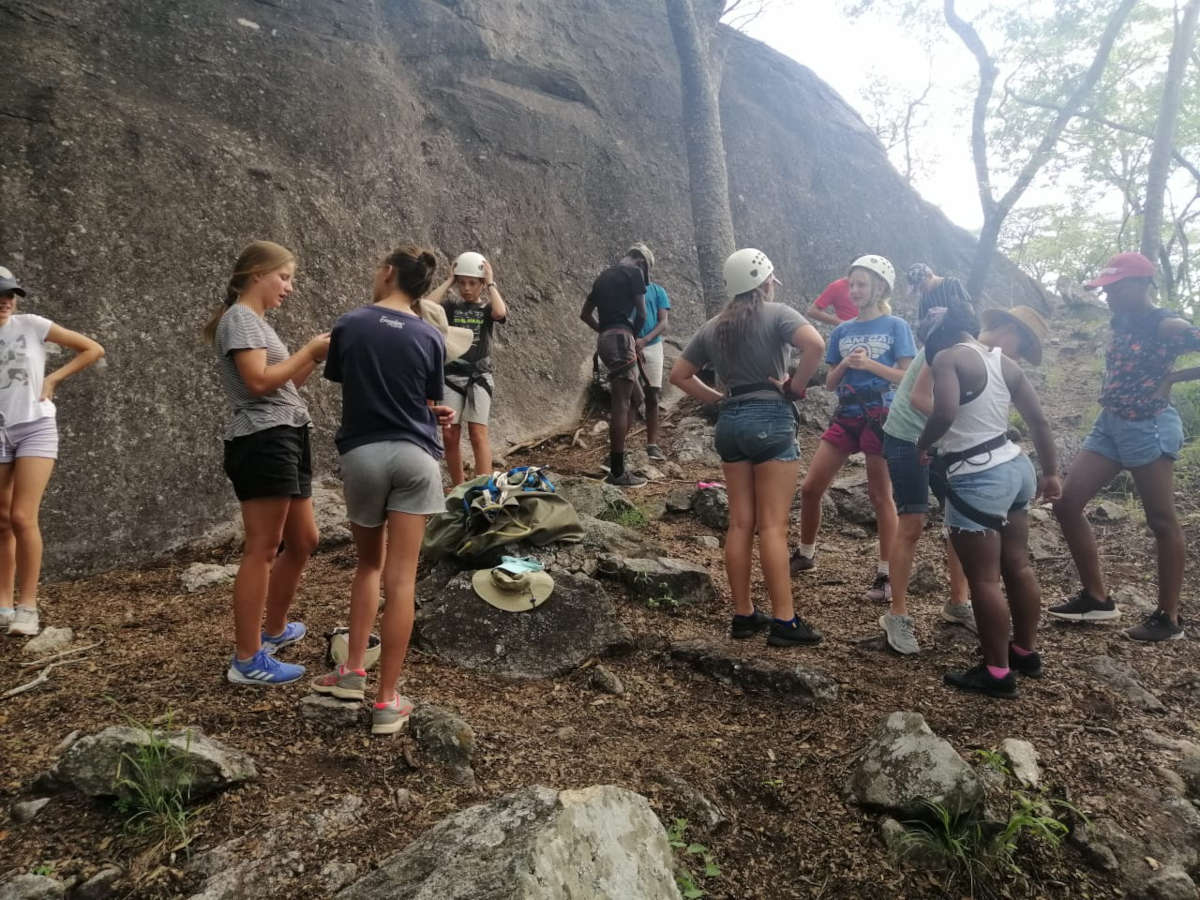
[944,0,999,219]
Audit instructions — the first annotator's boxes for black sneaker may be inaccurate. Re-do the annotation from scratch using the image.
[1125,609,1185,642]
[767,617,823,647]
[789,550,816,574]
[730,610,772,640]
[646,444,666,461]
[1008,645,1043,678]
[943,662,1018,699]
[604,470,648,487]
[1047,589,1121,622]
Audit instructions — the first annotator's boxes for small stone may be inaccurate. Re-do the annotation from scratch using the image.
[692,535,720,550]
[590,665,625,695]
[318,862,359,894]
[1091,500,1129,523]
[0,874,66,900]
[179,562,239,593]
[555,725,577,741]
[393,788,415,809]
[410,704,477,788]
[664,489,693,514]
[299,694,361,728]
[663,462,684,479]
[11,797,50,823]
[692,487,729,529]
[999,738,1040,789]
[1140,866,1199,900]
[598,556,716,607]
[1112,585,1157,615]
[651,771,728,832]
[22,627,74,657]
[74,866,121,900]
[52,731,81,755]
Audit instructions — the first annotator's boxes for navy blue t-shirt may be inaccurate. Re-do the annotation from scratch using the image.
[325,305,445,458]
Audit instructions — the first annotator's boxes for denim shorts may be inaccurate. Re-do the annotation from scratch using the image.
[883,434,929,515]
[1081,407,1183,469]
[714,400,800,464]
[944,454,1036,533]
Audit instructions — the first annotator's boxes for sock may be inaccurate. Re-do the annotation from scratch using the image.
[1010,643,1033,657]
[610,450,625,477]
[986,665,1011,680]
[733,611,758,620]
[877,561,890,576]
[773,616,797,626]
[797,542,816,558]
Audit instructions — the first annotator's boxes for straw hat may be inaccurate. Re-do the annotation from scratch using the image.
[416,298,474,363]
[471,567,555,612]
[980,305,1048,366]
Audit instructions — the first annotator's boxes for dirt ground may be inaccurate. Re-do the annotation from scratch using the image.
[2,326,1198,899]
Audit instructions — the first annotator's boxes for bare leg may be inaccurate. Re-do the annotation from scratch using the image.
[1053,450,1122,599]
[949,528,1007,668]
[347,522,386,672]
[0,464,16,609]
[609,377,636,455]
[233,497,290,659]
[799,440,849,546]
[999,511,1039,652]
[755,458,803,621]
[947,539,969,606]
[467,423,492,478]
[645,387,661,447]
[722,461,756,617]
[263,497,318,636]
[444,424,465,485]
[376,512,426,704]
[9,457,53,610]
[889,514,925,616]
[865,453,898,565]
[1130,457,1184,621]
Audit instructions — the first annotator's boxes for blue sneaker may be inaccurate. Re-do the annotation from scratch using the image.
[227,649,305,686]
[261,621,307,655]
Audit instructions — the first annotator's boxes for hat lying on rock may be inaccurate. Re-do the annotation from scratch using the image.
[472,567,555,612]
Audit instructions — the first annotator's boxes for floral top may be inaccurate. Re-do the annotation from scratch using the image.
[1100,307,1200,420]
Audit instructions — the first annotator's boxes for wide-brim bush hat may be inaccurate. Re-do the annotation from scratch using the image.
[416,298,474,362]
[980,306,1048,366]
[471,567,555,612]
[327,628,382,670]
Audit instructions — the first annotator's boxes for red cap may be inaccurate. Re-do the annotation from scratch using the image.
[1085,252,1156,288]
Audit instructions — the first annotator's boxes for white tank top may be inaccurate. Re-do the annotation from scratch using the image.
[937,342,1020,476]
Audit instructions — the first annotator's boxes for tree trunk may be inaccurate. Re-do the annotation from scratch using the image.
[946,0,1136,301]
[665,0,737,318]
[1141,0,1200,280]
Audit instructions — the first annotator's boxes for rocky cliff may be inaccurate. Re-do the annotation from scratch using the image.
[0,0,1042,575]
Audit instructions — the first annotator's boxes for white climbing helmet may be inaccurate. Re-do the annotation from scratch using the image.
[723,248,777,299]
[849,254,896,291]
[452,251,488,278]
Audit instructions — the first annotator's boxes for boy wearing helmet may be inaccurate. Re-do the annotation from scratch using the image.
[793,255,916,605]
[427,252,508,485]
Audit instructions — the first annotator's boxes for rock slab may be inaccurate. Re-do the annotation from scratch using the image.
[597,555,716,606]
[336,784,681,900]
[415,571,632,680]
[692,487,729,530]
[0,876,65,900]
[300,694,362,729]
[829,471,876,525]
[42,725,256,799]
[21,626,74,657]
[11,797,51,823]
[999,738,1041,789]
[179,563,239,593]
[410,704,477,788]
[1087,656,1164,711]
[669,640,837,702]
[845,711,983,818]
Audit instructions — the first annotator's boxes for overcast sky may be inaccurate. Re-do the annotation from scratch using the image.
[742,2,985,230]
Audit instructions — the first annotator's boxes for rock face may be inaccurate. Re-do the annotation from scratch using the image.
[2,1,1040,575]
[41,725,256,799]
[415,571,632,679]
[845,712,983,818]
[336,785,681,900]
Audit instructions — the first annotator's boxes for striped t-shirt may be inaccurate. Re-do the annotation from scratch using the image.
[215,303,311,440]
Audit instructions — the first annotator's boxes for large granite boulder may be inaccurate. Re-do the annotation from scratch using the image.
[415,571,632,679]
[336,785,681,899]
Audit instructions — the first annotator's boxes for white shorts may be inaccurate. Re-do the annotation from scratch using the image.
[640,341,665,389]
[444,373,493,426]
[0,416,58,463]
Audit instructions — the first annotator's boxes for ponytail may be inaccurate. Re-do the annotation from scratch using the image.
[203,240,295,344]
[382,245,438,300]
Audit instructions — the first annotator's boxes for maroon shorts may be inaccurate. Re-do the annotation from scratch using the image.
[822,413,886,456]
[597,328,639,382]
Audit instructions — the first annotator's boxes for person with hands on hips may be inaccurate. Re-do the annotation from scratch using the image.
[914,299,1060,700]
[670,248,826,649]
[426,251,507,485]
[0,266,105,638]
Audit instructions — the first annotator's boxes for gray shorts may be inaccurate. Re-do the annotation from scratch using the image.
[0,416,58,463]
[340,440,445,527]
[444,373,493,426]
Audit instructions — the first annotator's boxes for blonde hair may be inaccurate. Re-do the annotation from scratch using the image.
[851,267,892,316]
[203,241,296,343]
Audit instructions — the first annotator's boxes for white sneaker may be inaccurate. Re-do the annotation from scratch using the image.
[0,607,13,627]
[8,606,39,636]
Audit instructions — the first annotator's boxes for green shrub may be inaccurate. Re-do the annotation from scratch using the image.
[114,714,204,852]
[667,818,720,899]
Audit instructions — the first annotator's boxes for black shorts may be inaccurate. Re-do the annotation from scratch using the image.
[223,424,313,502]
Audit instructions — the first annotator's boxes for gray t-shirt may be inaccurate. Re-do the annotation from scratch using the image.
[215,303,311,440]
[682,302,808,404]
